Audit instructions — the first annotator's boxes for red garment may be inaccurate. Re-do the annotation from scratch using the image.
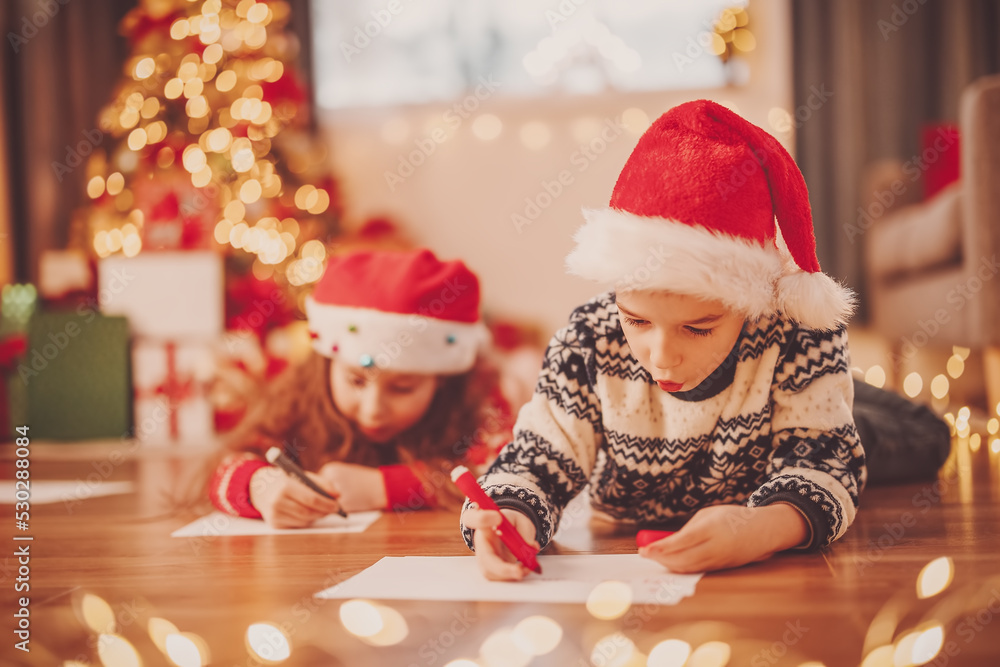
[208,458,436,518]
[209,457,269,518]
[207,375,517,519]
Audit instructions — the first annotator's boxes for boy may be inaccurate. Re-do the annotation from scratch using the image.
[462,100,864,579]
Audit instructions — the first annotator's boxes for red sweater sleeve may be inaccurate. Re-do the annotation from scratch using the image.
[381,464,437,512]
[209,457,271,518]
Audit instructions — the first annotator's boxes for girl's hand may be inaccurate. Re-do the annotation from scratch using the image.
[638,503,809,573]
[317,461,388,513]
[249,466,343,528]
[464,505,540,581]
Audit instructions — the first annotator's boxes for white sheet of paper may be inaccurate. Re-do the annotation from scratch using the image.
[171,510,381,537]
[316,555,702,605]
[0,480,135,505]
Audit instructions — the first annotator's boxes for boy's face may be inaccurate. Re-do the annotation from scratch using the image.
[615,290,745,393]
[330,363,438,443]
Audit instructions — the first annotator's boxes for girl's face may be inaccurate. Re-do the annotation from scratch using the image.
[615,290,745,393]
[330,363,439,443]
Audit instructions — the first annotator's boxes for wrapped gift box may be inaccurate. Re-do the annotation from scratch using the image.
[24,312,131,440]
[38,249,95,310]
[132,339,215,444]
[98,251,223,340]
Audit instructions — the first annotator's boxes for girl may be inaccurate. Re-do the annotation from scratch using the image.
[209,248,513,528]
[461,100,949,579]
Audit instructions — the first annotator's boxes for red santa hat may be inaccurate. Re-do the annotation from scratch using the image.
[305,249,489,374]
[565,99,855,331]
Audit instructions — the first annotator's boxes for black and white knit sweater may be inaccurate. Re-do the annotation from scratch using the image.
[462,291,867,552]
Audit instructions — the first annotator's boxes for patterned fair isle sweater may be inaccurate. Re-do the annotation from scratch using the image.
[461,291,867,552]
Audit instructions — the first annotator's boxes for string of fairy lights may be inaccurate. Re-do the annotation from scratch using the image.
[859,346,1000,452]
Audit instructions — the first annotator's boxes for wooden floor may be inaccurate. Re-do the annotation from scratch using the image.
[3,435,1000,667]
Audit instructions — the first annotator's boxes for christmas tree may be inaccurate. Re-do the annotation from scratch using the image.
[71,0,340,326]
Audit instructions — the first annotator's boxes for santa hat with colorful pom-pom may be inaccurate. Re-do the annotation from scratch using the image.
[305,249,489,374]
[565,99,855,331]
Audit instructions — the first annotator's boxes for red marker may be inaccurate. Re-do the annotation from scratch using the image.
[636,530,675,548]
[451,466,542,575]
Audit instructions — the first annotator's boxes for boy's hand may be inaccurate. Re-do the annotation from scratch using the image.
[638,503,809,573]
[464,505,540,581]
[249,466,343,528]
[317,462,388,513]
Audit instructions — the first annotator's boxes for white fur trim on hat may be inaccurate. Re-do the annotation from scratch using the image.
[305,299,489,374]
[776,271,856,331]
[565,208,784,320]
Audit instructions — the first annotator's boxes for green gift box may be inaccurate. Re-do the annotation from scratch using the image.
[21,310,132,440]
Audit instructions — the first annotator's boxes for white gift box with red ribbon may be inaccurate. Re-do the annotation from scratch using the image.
[132,340,216,444]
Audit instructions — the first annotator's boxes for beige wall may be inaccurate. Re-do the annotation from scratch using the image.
[318,0,793,336]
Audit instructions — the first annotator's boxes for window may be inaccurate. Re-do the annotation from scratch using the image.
[312,0,752,109]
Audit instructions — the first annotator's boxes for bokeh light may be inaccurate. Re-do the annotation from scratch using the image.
[902,373,923,398]
[471,114,503,141]
[81,593,117,633]
[148,617,180,652]
[245,623,291,663]
[96,634,141,667]
[910,624,945,665]
[861,645,894,667]
[929,375,949,400]
[586,580,633,620]
[589,633,635,667]
[510,615,562,656]
[360,604,409,647]
[479,626,531,667]
[621,107,650,134]
[647,638,692,667]
[916,556,953,599]
[165,632,204,667]
[865,365,886,388]
[688,640,732,667]
[339,600,383,638]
